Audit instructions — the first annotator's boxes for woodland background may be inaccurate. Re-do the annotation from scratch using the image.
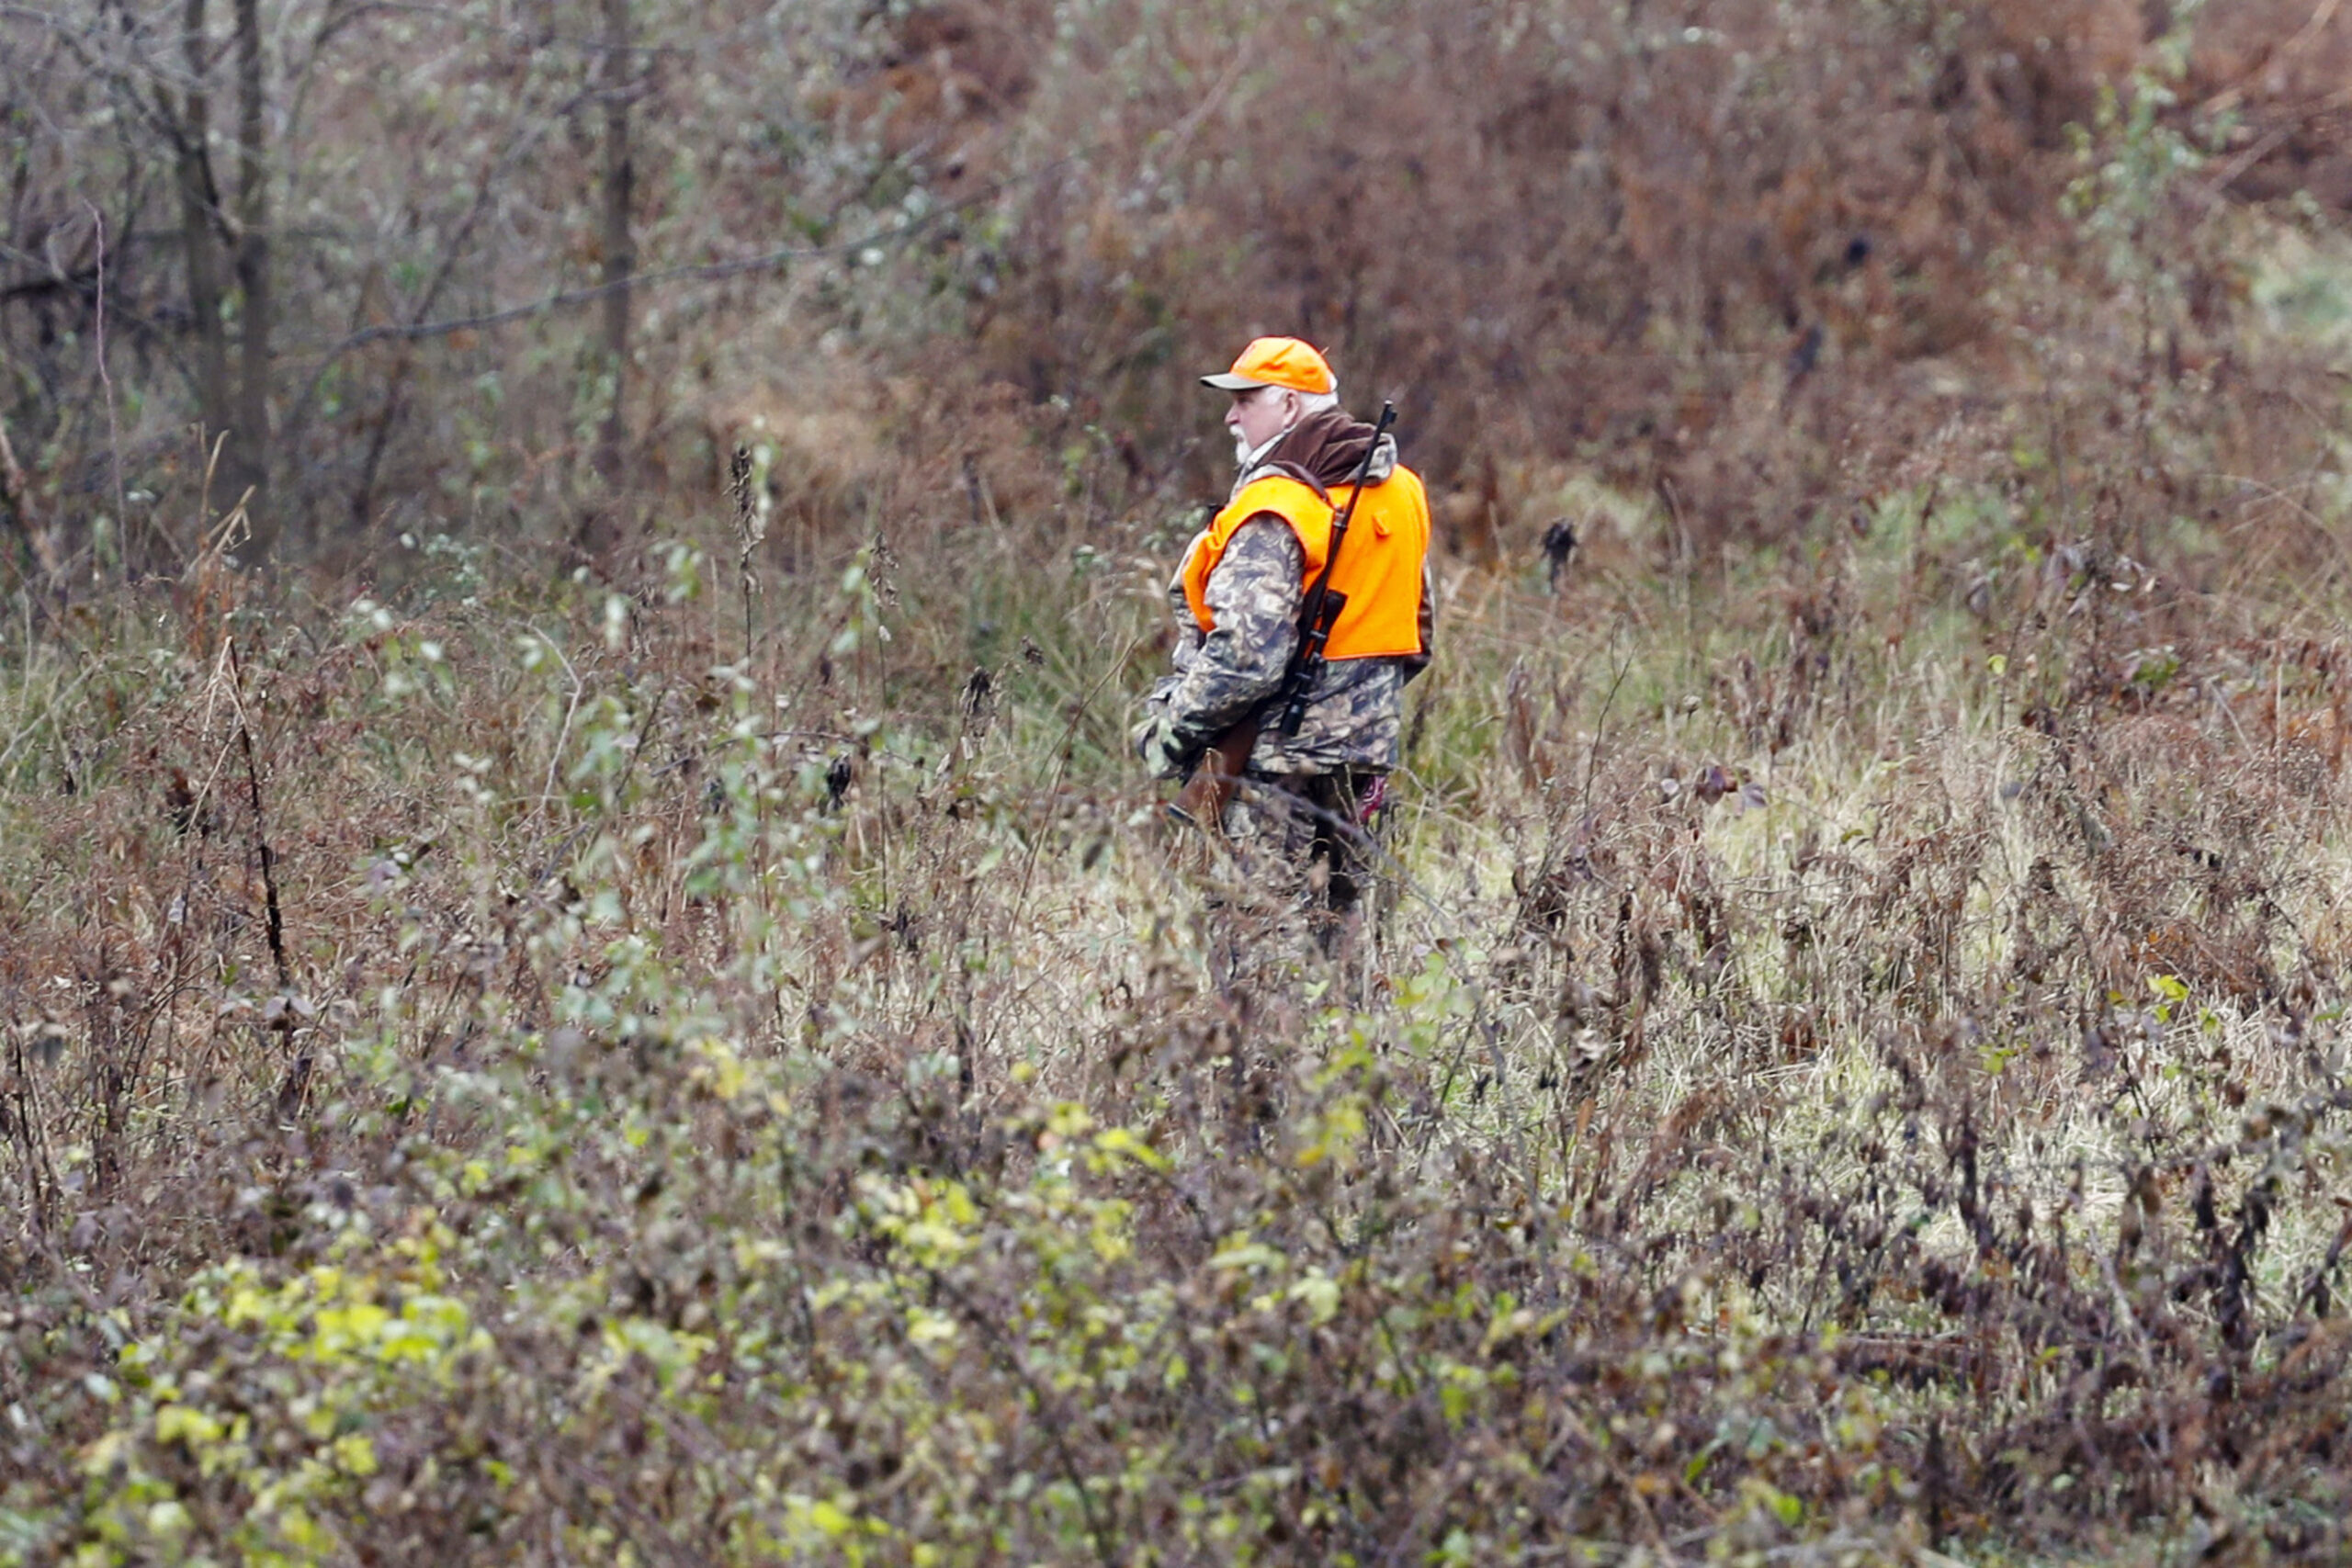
[5,0,2346,576]
[12,0,2352,1563]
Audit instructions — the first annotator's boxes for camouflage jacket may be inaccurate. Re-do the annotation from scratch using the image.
[1143,423,1430,776]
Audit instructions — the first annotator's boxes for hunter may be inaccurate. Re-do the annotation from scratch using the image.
[1133,335,1433,929]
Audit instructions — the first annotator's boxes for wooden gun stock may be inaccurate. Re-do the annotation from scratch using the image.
[1169,719,1259,832]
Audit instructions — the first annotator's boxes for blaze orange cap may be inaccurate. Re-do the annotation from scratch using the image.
[1201,336,1335,395]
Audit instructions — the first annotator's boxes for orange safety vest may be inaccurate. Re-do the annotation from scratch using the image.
[1181,467,1429,660]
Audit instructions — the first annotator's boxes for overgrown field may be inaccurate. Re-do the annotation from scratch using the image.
[11,0,2352,1557]
[5,454,2352,1565]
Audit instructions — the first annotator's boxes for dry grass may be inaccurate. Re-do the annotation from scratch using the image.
[4,442,2352,1562]
[7,2,2352,1560]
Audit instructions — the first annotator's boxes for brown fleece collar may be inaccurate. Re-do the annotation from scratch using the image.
[1261,409,1380,490]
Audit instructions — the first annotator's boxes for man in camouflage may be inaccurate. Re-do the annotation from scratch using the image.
[1133,337,1433,942]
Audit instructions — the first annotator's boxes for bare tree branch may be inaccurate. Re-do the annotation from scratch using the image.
[278,159,1059,438]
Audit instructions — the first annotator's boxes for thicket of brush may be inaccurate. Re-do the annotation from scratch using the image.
[12,0,2352,1562]
[13,0,2352,561]
[6,432,2352,1562]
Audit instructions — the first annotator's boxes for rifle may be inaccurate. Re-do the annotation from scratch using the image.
[1171,401,1397,830]
[1277,400,1394,737]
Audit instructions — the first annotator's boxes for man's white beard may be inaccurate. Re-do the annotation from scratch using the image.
[1235,427,1285,471]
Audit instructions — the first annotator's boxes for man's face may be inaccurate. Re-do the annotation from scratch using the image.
[1225,385,1297,461]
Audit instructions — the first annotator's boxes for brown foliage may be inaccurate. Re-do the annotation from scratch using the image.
[7,1,2352,1560]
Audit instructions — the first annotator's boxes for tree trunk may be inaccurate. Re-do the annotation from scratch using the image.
[231,0,273,548]
[593,0,634,490]
[178,0,232,491]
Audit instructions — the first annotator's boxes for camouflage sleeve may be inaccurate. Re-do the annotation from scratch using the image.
[1166,547,1204,672]
[1157,517,1302,751]
[1139,542,1208,716]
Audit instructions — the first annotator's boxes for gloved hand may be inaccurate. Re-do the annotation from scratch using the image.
[1130,714,1189,780]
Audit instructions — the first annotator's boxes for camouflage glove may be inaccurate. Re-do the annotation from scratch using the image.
[1130,714,1189,780]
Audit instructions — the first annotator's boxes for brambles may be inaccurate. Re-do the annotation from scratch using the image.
[6,2,2352,1561]
[2,448,2351,1562]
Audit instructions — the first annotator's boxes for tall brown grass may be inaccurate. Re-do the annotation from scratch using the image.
[6,394,2352,1558]
[8,1,2352,1561]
